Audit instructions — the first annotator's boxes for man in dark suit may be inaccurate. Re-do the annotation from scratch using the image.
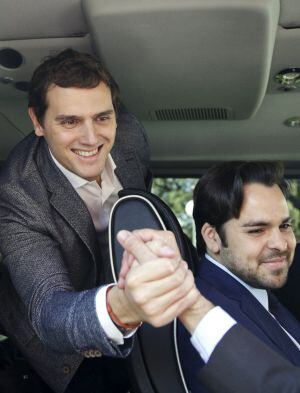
[0,49,194,393]
[117,227,300,393]
[199,323,300,393]
[274,242,300,322]
[177,161,300,392]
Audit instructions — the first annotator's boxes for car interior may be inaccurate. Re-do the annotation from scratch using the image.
[0,0,300,391]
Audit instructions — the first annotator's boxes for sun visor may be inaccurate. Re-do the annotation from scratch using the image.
[279,0,300,29]
[83,0,279,120]
[0,0,87,40]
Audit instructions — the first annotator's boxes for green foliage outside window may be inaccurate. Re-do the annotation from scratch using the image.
[287,180,300,241]
[152,178,300,243]
[152,178,197,242]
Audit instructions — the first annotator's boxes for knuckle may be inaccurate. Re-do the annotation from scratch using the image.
[175,284,188,299]
[151,319,162,328]
[126,274,136,289]
[165,231,175,244]
[143,303,157,317]
[165,230,174,239]
[172,274,182,288]
[173,267,186,284]
[175,274,194,298]
[167,275,178,290]
[185,270,195,287]
[185,292,199,308]
[148,240,161,253]
[149,315,164,327]
[164,259,176,274]
[133,291,147,306]
[124,235,137,250]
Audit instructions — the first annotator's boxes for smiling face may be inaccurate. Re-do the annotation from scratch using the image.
[28,82,117,184]
[205,183,296,289]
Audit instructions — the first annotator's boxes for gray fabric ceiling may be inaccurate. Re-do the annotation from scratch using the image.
[0,0,87,40]
[280,0,300,28]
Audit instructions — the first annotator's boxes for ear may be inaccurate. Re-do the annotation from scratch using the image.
[28,107,44,137]
[201,223,222,255]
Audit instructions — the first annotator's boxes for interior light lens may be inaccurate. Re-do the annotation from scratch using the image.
[284,117,300,127]
[275,68,300,89]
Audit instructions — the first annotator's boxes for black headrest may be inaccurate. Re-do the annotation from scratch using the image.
[109,188,197,393]
[109,188,197,279]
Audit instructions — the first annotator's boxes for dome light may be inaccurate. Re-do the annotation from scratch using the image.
[284,117,300,128]
[275,68,300,90]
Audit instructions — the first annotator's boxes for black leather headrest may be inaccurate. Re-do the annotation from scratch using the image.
[108,188,197,393]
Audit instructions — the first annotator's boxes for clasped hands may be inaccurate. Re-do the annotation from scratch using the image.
[109,229,213,334]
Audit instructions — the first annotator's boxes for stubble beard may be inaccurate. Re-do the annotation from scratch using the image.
[219,248,291,290]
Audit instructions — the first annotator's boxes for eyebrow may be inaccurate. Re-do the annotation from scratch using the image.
[92,110,115,119]
[55,115,79,122]
[241,216,291,228]
[55,110,115,122]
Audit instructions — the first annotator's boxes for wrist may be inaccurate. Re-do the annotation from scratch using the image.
[107,285,142,328]
[179,293,214,334]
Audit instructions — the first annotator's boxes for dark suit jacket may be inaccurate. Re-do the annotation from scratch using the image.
[274,243,300,322]
[199,324,300,393]
[0,108,151,393]
[178,256,300,392]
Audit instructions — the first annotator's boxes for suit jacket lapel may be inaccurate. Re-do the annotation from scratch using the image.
[35,139,100,262]
[268,291,300,344]
[35,138,147,264]
[237,293,300,364]
[198,257,300,365]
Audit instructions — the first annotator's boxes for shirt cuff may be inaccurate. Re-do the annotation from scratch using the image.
[190,306,236,363]
[95,284,137,345]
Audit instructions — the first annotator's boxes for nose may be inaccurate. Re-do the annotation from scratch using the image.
[80,121,98,145]
[267,229,288,252]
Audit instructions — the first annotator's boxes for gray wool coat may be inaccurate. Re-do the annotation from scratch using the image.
[0,108,151,393]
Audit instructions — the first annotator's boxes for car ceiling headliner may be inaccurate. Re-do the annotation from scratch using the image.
[0,0,300,175]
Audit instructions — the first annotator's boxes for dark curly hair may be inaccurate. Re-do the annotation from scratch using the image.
[193,161,289,256]
[28,48,119,124]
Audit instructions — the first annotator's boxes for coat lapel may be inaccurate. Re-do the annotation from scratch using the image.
[198,257,300,365]
[35,137,147,266]
[36,139,100,262]
[268,291,300,344]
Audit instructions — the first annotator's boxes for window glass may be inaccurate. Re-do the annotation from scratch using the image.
[152,178,197,244]
[152,178,300,243]
[288,179,300,241]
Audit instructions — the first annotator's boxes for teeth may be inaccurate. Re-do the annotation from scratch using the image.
[74,148,98,157]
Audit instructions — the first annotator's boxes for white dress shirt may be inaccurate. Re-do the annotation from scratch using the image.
[50,151,122,231]
[50,151,132,345]
[191,254,300,362]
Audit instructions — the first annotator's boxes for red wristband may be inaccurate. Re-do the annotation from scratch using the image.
[106,286,140,330]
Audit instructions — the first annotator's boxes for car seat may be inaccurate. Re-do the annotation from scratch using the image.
[109,189,198,393]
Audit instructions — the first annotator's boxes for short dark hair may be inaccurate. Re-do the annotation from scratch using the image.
[193,161,289,256]
[28,48,120,124]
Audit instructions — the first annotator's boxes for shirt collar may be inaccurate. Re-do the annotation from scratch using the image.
[205,253,269,310]
[49,149,117,191]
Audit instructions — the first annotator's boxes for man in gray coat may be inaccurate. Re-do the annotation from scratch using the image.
[0,49,194,393]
